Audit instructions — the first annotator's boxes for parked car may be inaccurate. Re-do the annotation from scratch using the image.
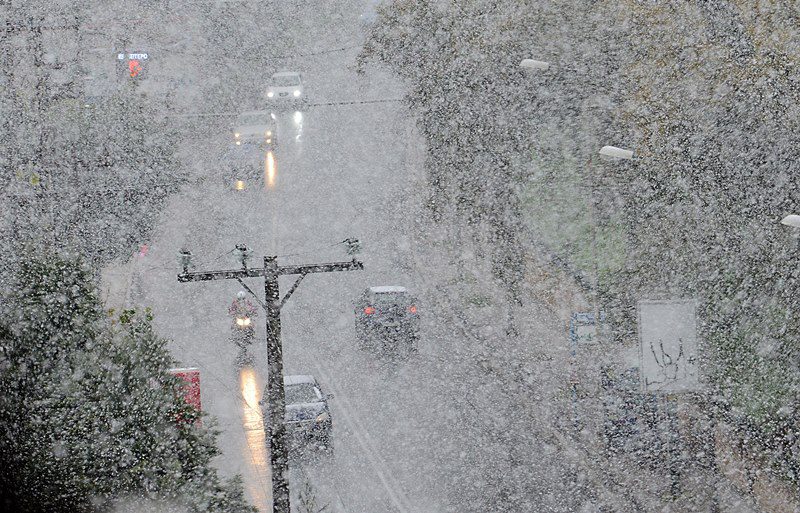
[265,71,306,107]
[283,375,333,453]
[354,286,420,352]
[233,110,276,148]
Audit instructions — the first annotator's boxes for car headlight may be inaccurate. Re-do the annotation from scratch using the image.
[293,90,301,97]
[236,317,251,327]
[235,141,241,145]
[234,132,240,138]
[267,91,274,98]
[315,412,330,423]
[266,130,272,136]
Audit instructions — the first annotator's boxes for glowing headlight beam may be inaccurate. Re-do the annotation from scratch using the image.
[265,150,276,189]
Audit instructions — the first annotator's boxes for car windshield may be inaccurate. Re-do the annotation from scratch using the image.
[371,292,409,306]
[237,113,271,126]
[272,75,300,87]
[284,383,319,405]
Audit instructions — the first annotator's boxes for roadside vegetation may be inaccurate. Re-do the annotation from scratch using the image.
[361,0,800,491]
[0,253,255,512]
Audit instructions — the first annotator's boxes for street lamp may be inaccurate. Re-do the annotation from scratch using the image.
[588,145,634,338]
[599,145,634,161]
[780,215,800,229]
[521,53,638,432]
[519,58,551,71]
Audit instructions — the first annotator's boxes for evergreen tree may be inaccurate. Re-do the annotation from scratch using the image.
[360,0,549,323]
[0,252,255,512]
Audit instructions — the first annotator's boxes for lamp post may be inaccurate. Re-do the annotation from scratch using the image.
[521,56,638,435]
[589,146,633,341]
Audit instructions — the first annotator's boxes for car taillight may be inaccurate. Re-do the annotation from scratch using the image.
[363,306,376,315]
[408,305,417,314]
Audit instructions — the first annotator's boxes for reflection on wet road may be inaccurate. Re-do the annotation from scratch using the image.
[239,366,271,511]
[292,111,303,143]
[265,150,276,189]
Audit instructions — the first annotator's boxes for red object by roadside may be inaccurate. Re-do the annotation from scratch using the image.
[169,367,201,412]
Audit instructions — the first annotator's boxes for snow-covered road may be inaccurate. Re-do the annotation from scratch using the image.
[107,2,612,511]
[121,8,456,508]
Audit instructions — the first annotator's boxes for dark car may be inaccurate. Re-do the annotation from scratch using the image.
[282,375,333,453]
[222,143,264,191]
[354,286,420,351]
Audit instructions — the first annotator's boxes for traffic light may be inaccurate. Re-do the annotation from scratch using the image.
[117,51,148,80]
[128,59,142,78]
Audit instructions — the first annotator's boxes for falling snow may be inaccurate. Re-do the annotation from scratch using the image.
[1,1,798,512]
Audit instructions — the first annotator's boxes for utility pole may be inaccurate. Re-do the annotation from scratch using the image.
[177,243,363,513]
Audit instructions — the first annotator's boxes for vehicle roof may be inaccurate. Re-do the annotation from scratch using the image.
[368,285,408,294]
[272,71,300,77]
[284,374,316,386]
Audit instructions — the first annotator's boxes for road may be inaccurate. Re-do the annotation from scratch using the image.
[106,0,636,510]
[124,4,462,511]
[111,0,612,508]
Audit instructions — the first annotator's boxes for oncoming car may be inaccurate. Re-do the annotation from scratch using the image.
[233,110,276,147]
[282,375,333,453]
[354,286,420,353]
[265,71,305,107]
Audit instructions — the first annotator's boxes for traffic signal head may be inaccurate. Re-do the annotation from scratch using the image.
[117,51,148,80]
[129,59,142,78]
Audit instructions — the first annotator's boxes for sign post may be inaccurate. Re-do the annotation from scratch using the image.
[567,312,604,431]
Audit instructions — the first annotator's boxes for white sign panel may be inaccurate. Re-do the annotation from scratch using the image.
[117,52,149,60]
[638,299,700,393]
[570,312,601,345]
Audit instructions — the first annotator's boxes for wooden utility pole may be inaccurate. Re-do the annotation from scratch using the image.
[178,248,363,512]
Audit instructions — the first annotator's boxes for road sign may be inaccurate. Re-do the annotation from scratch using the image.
[117,52,149,60]
[570,312,604,345]
[637,299,700,393]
